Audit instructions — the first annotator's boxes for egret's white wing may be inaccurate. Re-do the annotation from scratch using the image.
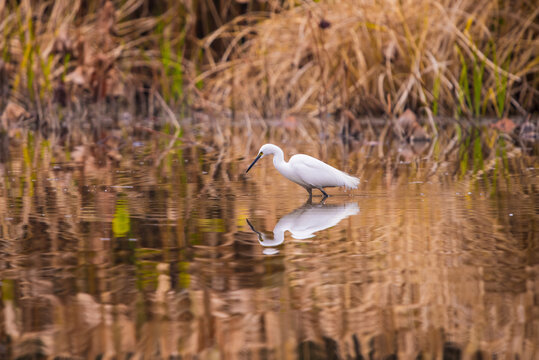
[289,154,359,188]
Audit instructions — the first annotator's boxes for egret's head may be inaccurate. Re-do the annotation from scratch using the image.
[246,144,278,173]
[259,143,282,155]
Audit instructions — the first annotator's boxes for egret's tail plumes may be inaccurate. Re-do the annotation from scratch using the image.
[341,172,360,189]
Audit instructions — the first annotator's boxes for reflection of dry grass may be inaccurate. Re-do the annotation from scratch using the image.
[0,124,537,358]
[277,184,538,358]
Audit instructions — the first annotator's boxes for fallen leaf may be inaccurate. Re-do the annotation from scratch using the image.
[65,66,87,86]
[71,145,88,163]
[1,102,30,129]
[395,109,429,141]
[490,118,516,133]
[283,115,297,129]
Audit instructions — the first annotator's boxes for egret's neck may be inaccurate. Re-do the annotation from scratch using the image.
[272,147,286,168]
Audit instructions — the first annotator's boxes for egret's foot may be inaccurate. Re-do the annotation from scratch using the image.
[319,188,329,199]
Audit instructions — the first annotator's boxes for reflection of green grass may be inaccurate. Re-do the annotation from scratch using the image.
[498,137,509,171]
[136,248,163,257]
[457,125,520,183]
[189,232,201,245]
[135,248,163,291]
[472,129,484,173]
[178,261,190,288]
[458,125,470,177]
[113,196,131,237]
[459,127,486,177]
[1,279,15,301]
[136,260,158,290]
[40,139,50,161]
[197,218,225,232]
[491,136,510,196]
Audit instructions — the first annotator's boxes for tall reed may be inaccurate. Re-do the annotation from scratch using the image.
[199,0,538,118]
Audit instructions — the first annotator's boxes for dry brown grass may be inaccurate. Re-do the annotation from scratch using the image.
[0,0,195,114]
[198,0,539,118]
[1,0,537,131]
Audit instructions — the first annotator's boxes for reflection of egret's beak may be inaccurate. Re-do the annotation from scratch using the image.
[246,218,260,235]
[246,218,282,252]
[246,154,262,173]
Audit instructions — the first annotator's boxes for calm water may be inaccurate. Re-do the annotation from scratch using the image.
[0,127,537,359]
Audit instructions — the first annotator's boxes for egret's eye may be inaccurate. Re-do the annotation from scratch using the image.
[259,152,263,156]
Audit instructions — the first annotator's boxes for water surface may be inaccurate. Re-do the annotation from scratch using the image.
[0,128,537,359]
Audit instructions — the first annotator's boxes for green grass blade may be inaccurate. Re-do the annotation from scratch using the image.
[472,54,485,117]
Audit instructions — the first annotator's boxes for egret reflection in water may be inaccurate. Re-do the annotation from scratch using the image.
[247,201,359,254]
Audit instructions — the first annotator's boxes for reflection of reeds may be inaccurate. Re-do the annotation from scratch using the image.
[0,123,536,358]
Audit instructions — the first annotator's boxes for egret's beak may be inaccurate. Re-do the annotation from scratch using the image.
[246,153,262,173]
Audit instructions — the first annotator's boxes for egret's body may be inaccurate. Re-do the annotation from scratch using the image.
[246,144,359,198]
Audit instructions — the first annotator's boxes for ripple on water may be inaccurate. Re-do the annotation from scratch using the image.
[0,136,536,359]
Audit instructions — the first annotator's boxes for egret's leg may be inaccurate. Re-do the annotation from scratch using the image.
[306,188,313,198]
[319,188,329,199]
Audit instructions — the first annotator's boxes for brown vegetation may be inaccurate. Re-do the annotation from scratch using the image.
[0,0,198,124]
[200,0,539,118]
[0,2,537,357]
[1,0,538,129]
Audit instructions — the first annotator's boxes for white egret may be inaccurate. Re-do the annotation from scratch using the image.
[246,144,360,198]
[246,202,359,254]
